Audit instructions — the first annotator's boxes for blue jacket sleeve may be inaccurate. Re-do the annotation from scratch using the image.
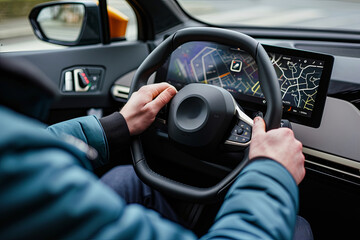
[0,146,298,239]
[201,159,299,240]
[47,115,112,169]
[47,113,131,170]
[0,148,197,240]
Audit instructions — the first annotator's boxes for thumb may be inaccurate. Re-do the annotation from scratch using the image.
[252,117,266,139]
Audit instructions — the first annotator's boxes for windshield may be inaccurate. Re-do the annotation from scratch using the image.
[177,0,360,33]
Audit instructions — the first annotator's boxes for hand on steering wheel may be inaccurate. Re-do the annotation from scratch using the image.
[129,27,283,202]
[120,83,177,136]
[250,117,305,185]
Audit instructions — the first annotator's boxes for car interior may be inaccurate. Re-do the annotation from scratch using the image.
[1,0,360,239]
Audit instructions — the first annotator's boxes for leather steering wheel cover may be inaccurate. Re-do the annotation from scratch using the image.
[129,27,282,202]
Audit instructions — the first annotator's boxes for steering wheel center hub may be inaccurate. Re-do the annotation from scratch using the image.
[168,84,235,148]
[176,95,209,131]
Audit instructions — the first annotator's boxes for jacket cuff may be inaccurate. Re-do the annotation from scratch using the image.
[99,112,130,157]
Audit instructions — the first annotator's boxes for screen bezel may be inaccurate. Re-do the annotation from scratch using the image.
[154,42,334,128]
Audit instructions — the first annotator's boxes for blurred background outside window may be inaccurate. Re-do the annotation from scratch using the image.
[0,0,137,52]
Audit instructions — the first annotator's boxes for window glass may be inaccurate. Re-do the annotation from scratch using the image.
[108,0,137,41]
[0,0,137,52]
[177,0,360,33]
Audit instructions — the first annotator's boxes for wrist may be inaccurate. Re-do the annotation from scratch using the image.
[99,112,130,156]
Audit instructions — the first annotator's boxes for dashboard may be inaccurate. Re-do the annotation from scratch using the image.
[155,41,334,127]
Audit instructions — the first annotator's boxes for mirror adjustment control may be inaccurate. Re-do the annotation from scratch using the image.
[78,71,90,88]
[74,69,90,92]
[61,66,104,93]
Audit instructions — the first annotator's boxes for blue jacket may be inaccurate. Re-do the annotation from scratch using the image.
[0,105,298,239]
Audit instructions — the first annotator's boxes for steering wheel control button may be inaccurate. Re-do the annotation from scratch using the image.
[236,127,244,135]
[239,136,250,143]
[225,119,252,148]
[236,121,252,134]
[229,133,250,142]
[230,125,251,140]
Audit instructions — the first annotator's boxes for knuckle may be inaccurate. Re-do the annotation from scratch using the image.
[138,86,146,93]
[150,108,158,116]
[130,91,138,99]
[283,128,294,137]
[145,105,157,117]
[138,86,151,95]
[296,140,303,151]
[157,94,168,105]
[159,82,170,88]
[301,167,306,180]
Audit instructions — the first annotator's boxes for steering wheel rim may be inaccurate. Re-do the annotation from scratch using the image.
[129,27,282,202]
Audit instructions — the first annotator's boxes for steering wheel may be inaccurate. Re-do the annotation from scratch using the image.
[129,27,282,202]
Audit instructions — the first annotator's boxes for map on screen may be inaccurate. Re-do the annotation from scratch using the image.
[166,41,325,115]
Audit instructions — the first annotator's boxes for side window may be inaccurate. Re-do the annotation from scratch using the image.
[108,0,137,41]
[0,0,137,52]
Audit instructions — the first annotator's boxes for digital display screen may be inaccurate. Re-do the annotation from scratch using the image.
[156,41,333,127]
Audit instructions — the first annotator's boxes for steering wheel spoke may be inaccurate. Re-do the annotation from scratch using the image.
[155,104,169,125]
[224,102,253,149]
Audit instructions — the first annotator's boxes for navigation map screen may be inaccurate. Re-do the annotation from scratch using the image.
[157,41,333,127]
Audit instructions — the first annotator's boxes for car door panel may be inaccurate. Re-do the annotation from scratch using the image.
[1,41,149,111]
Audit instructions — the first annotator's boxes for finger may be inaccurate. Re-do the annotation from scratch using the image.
[147,86,177,113]
[140,82,174,99]
[252,117,266,139]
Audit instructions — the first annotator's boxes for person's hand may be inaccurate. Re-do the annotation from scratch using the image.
[120,83,177,136]
[249,117,305,185]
